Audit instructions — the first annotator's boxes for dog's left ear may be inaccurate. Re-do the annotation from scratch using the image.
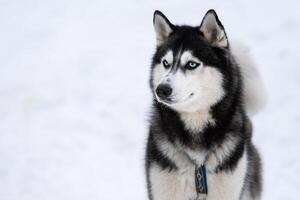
[199,9,228,48]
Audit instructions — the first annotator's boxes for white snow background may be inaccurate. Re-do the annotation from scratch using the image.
[0,0,299,199]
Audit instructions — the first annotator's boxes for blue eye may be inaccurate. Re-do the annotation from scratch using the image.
[162,59,170,68]
[185,61,200,70]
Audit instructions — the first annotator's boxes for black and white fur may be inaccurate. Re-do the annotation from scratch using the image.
[145,9,266,200]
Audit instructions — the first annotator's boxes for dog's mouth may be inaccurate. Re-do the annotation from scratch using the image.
[156,93,194,106]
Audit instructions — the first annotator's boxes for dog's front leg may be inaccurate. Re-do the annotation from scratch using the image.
[206,153,247,200]
[149,164,197,200]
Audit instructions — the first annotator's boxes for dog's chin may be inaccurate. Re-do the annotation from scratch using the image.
[156,93,196,111]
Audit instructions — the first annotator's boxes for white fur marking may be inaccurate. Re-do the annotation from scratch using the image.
[180,109,215,133]
[149,164,197,200]
[171,64,225,131]
[164,51,173,64]
[180,51,201,66]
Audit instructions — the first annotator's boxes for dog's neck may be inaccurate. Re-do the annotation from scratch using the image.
[179,109,215,134]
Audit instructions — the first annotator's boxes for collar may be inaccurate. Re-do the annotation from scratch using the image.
[182,150,209,200]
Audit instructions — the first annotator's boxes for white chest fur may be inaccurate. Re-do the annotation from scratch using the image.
[149,151,247,200]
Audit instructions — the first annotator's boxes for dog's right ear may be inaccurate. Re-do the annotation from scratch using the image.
[199,9,228,48]
[153,10,174,46]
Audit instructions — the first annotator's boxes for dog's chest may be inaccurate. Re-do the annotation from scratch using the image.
[149,152,247,200]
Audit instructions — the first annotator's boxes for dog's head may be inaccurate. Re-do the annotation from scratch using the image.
[150,9,232,113]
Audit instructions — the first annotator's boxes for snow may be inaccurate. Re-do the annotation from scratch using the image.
[0,0,299,199]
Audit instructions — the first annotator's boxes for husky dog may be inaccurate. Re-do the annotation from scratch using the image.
[145,9,266,200]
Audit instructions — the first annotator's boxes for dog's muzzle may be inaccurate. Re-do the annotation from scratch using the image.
[156,84,172,101]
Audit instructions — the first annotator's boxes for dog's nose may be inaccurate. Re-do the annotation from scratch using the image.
[156,84,172,99]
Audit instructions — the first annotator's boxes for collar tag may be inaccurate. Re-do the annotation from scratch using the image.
[195,164,208,196]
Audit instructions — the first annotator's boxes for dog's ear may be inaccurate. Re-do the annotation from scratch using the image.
[153,10,174,45]
[199,9,228,48]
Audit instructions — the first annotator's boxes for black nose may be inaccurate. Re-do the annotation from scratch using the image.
[156,84,172,99]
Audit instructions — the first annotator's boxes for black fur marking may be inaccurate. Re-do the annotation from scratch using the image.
[216,140,245,172]
[146,129,178,171]
[244,142,263,198]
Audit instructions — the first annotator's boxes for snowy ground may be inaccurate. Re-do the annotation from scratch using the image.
[0,0,299,199]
